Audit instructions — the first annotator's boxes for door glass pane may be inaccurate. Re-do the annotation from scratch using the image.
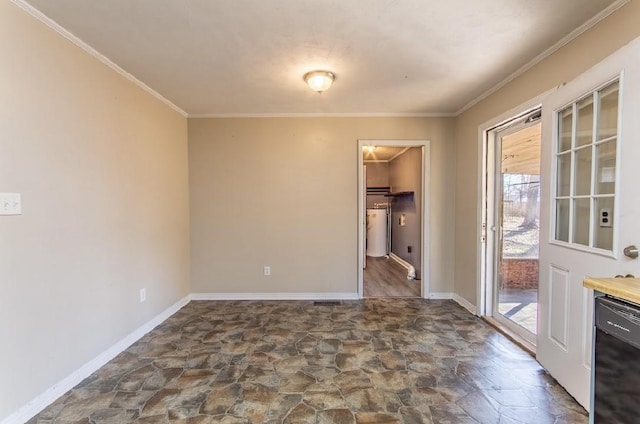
[557,152,571,197]
[598,81,619,140]
[551,77,618,252]
[596,139,616,195]
[556,199,570,242]
[594,197,614,250]
[496,123,541,339]
[572,198,590,246]
[558,107,573,152]
[576,96,594,147]
[574,147,592,196]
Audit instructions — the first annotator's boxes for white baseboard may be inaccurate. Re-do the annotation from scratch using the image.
[3,289,476,424]
[453,293,478,315]
[389,252,411,270]
[1,295,191,424]
[423,292,477,315]
[424,292,453,300]
[191,292,360,301]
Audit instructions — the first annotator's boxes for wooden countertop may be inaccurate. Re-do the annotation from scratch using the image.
[583,277,640,304]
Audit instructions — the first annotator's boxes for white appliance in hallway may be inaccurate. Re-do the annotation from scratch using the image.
[366,208,387,257]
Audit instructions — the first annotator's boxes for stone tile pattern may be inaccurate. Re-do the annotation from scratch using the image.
[28,299,587,423]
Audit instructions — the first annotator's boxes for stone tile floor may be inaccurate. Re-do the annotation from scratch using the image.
[28,299,587,423]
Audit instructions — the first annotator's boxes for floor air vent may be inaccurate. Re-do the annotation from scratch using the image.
[313,301,341,306]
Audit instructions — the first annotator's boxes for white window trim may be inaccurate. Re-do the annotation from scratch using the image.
[549,74,623,256]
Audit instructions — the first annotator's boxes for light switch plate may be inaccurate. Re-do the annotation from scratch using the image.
[0,193,21,215]
[599,208,612,228]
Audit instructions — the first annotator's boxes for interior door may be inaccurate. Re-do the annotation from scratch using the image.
[538,37,640,410]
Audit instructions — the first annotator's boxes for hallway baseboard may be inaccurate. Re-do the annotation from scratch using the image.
[389,253,412,272]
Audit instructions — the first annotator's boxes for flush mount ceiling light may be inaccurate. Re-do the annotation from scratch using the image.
[364,145,377,153]
[304,70,335,93]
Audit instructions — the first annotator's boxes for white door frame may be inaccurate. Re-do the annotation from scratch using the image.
[478,92,551,315]
[357,139,430,298]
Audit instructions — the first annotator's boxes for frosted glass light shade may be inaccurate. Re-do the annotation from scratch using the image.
[304,71,335,93]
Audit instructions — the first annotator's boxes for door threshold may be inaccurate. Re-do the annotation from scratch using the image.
[483,316,536,356]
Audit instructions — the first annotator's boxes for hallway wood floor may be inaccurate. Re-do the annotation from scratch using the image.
[363,256,420,297]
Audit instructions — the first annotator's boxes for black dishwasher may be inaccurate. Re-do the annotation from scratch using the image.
[594,296,640,423]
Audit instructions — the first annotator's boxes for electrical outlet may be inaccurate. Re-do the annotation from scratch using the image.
[139,288,146,303]
[263,266,271,276]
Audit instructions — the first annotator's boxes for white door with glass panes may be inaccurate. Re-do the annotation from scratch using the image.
[538,37,640,410]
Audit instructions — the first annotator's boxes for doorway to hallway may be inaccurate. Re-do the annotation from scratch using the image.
[357,140,430,299]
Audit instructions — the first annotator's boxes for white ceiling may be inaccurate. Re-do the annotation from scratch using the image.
[22,0,622,116]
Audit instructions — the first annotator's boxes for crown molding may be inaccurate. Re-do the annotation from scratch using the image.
[388,146,412,162]
[454,0,630,116]
[188,112,455,119]
[11,0,188,118]
[12,0,627,120]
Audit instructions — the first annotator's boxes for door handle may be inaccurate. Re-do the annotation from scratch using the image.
[623,245,639,259]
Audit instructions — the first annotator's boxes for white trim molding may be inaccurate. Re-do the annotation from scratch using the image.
[424,292,477,315]
[453,294,478,315]
[388,253,417,281]
[363,147,412,164]
[424,292,454,300]
[188,112,455,119]
[455,0,630,116]
[10,0,188,118]
[389,252,413,271]
[191,292,359,301]
[10,0,628,120]
[1,295,191,424]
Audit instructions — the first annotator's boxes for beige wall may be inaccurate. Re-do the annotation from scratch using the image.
[364,162,390,188]
[189,117,455,295]
[9,0,636,419]
[453,1,640,304]
[0,2,190,420]
[364,162,389,209]
[389,147,422,277]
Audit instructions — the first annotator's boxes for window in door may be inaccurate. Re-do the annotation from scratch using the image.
[495,121,542,341]
[553,79,620,252]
